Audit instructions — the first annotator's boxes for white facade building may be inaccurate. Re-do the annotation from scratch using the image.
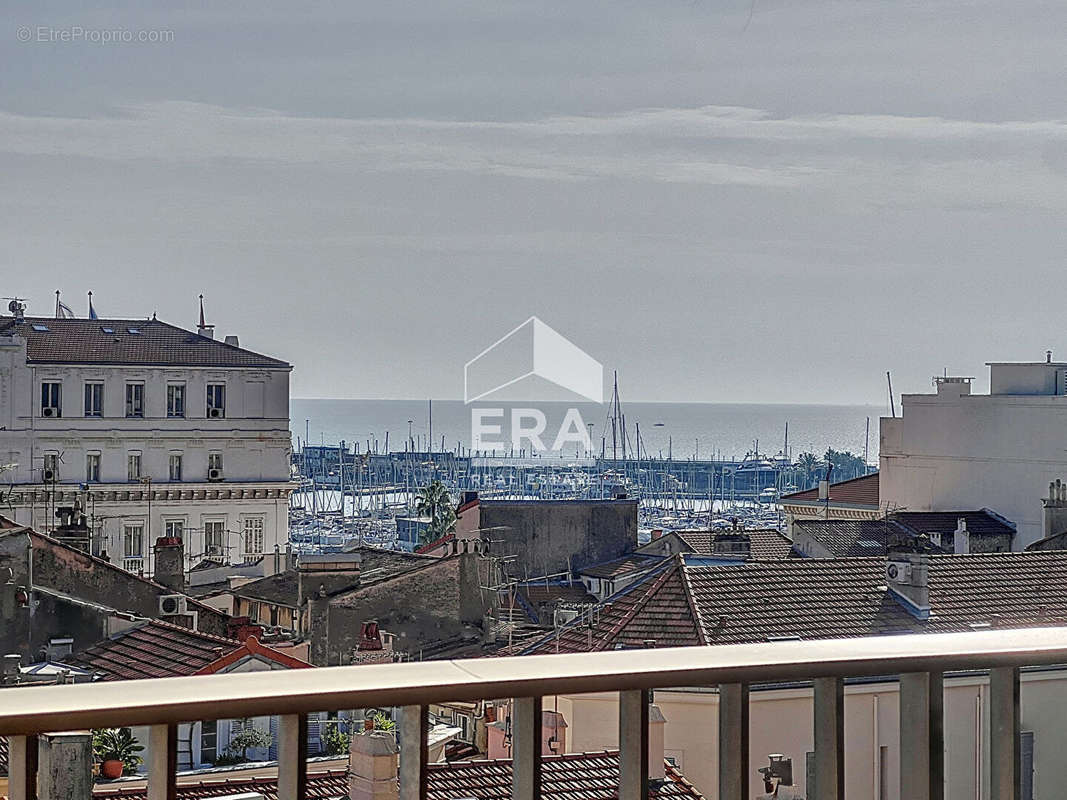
[881,359,1067,548]
[0,306,294,576]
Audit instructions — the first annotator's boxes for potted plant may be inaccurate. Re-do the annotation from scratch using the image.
[93,728,144,779]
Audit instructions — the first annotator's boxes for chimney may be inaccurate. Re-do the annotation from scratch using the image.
[197,294,215,339]
[885,541,931,620]
[818,480,830,501]
[153,536,186,593]
[649,704,667,782]
[2,653,21,685]
[953,518,970,555]
[651,529,663,540]
[712,530,751,560]
[224,334,240,347]
[357,620,384,651]
[348,730,399,800]
[38,732,93,800]
[1043,479,1067,540]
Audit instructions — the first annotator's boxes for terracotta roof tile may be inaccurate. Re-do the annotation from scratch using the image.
[674,529,793,560]
[782,473,879,506]
[0,316,289,369]
[69,620,242,680]
[524,551,1067,652]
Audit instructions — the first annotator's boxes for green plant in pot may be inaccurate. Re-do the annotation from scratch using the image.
[93,728,144,779]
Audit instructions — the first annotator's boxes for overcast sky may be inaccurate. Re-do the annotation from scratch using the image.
[3,1,1065,403]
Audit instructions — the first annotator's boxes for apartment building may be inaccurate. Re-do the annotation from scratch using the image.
[0,303,294,576]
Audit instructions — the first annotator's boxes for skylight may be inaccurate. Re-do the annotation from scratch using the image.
[31,324,50,332]
[101,327,114,334]
[127,327,141,334]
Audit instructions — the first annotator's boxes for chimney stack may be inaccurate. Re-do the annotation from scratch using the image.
[348,730,399,800]
[885,542,931,620]
[153,536,186,593]
[953,518,970,555]
[1043,479,1067,541]
[712,530,751,560]
[818,480,830,502]
[649,704,667,782]
[2,653,21,685]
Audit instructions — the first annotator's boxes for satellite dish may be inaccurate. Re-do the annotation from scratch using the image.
[7,300,17,313]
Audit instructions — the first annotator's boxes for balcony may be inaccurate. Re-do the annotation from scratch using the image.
[2,626,1063,800]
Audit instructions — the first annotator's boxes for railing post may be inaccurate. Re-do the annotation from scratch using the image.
[399,705,429,800]
[718,683,749,800]
[277,713,308,800]
[900,671,944,800]
[511,697,542,800]
[813,676,844,800]
[8,734,38,800]
[619,689,649,800]
[147,723,178,800]
[990,666,1021,800]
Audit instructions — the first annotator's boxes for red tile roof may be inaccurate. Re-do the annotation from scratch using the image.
[523,550,1067,653]
[91,753,705,800]
[781,472,879,506]
[0,316,290,369]
[69,621,310,680]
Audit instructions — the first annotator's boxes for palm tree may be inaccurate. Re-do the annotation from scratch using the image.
[796,452,821,488]
[415,480,456,544]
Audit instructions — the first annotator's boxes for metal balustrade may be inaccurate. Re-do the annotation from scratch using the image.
[1,627,1064,800]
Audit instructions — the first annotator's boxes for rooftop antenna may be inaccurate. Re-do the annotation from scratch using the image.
[886,371,896,418]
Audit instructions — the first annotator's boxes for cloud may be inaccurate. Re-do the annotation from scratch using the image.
[0,102,1062,205]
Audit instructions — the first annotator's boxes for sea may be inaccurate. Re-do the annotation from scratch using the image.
[289,399,883,463]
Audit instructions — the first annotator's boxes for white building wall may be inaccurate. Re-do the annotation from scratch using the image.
[880,365,1067,548]
[0,330,294,575]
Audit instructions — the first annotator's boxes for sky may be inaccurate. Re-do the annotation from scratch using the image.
[2,0,1065,404]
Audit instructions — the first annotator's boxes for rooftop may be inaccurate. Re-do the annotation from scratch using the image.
[89,752,704,800]
[522,550,1067,653]
[781,472,880,507]
[68,621,309,680]
[0,316,290,369]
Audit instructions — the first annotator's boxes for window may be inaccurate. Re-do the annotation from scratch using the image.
[125,383,144,418]
[204,520,226,560]
[84,383,103,417]
[86,453,100,482]
[243,517,264,556]
[208,452,223,479]
[41,382,62,417]
[165,520,184,541]
[166,384,186,418]
[123,523,144,571]
[206,384,226,417]
[169,453,183,481]
[200,721,218,765]
[127,452,142,481]
[42,453,59,481]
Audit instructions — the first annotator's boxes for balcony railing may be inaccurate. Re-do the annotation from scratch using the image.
[3,627,1066,800]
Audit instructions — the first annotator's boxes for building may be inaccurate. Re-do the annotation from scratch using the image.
[780,472,881,523]
[455,493,639,578]
[0,523,231,660]
[880,362,1067,547]
[67,620,316,771]
[513,548,1067,798]
[0,303,295,575]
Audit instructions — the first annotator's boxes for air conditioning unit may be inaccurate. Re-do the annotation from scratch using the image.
[41,469,56,483]
[208,468,224,482]
[885,561,912,583]
[159,594,189,616]
[208,407,224,418]
[41,407,59,418]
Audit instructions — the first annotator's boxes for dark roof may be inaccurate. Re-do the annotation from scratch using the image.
[231,570,301,606]
[782,472,879,506]
[0,316,289,369]
[673,529,793,560]
[69,620,240,680]
[91,753,704,800]
[519,583,597,607]
[580,554,663,578]
[893,510,1015,537]
[792,519,915,557]
[523,551,1067,653]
